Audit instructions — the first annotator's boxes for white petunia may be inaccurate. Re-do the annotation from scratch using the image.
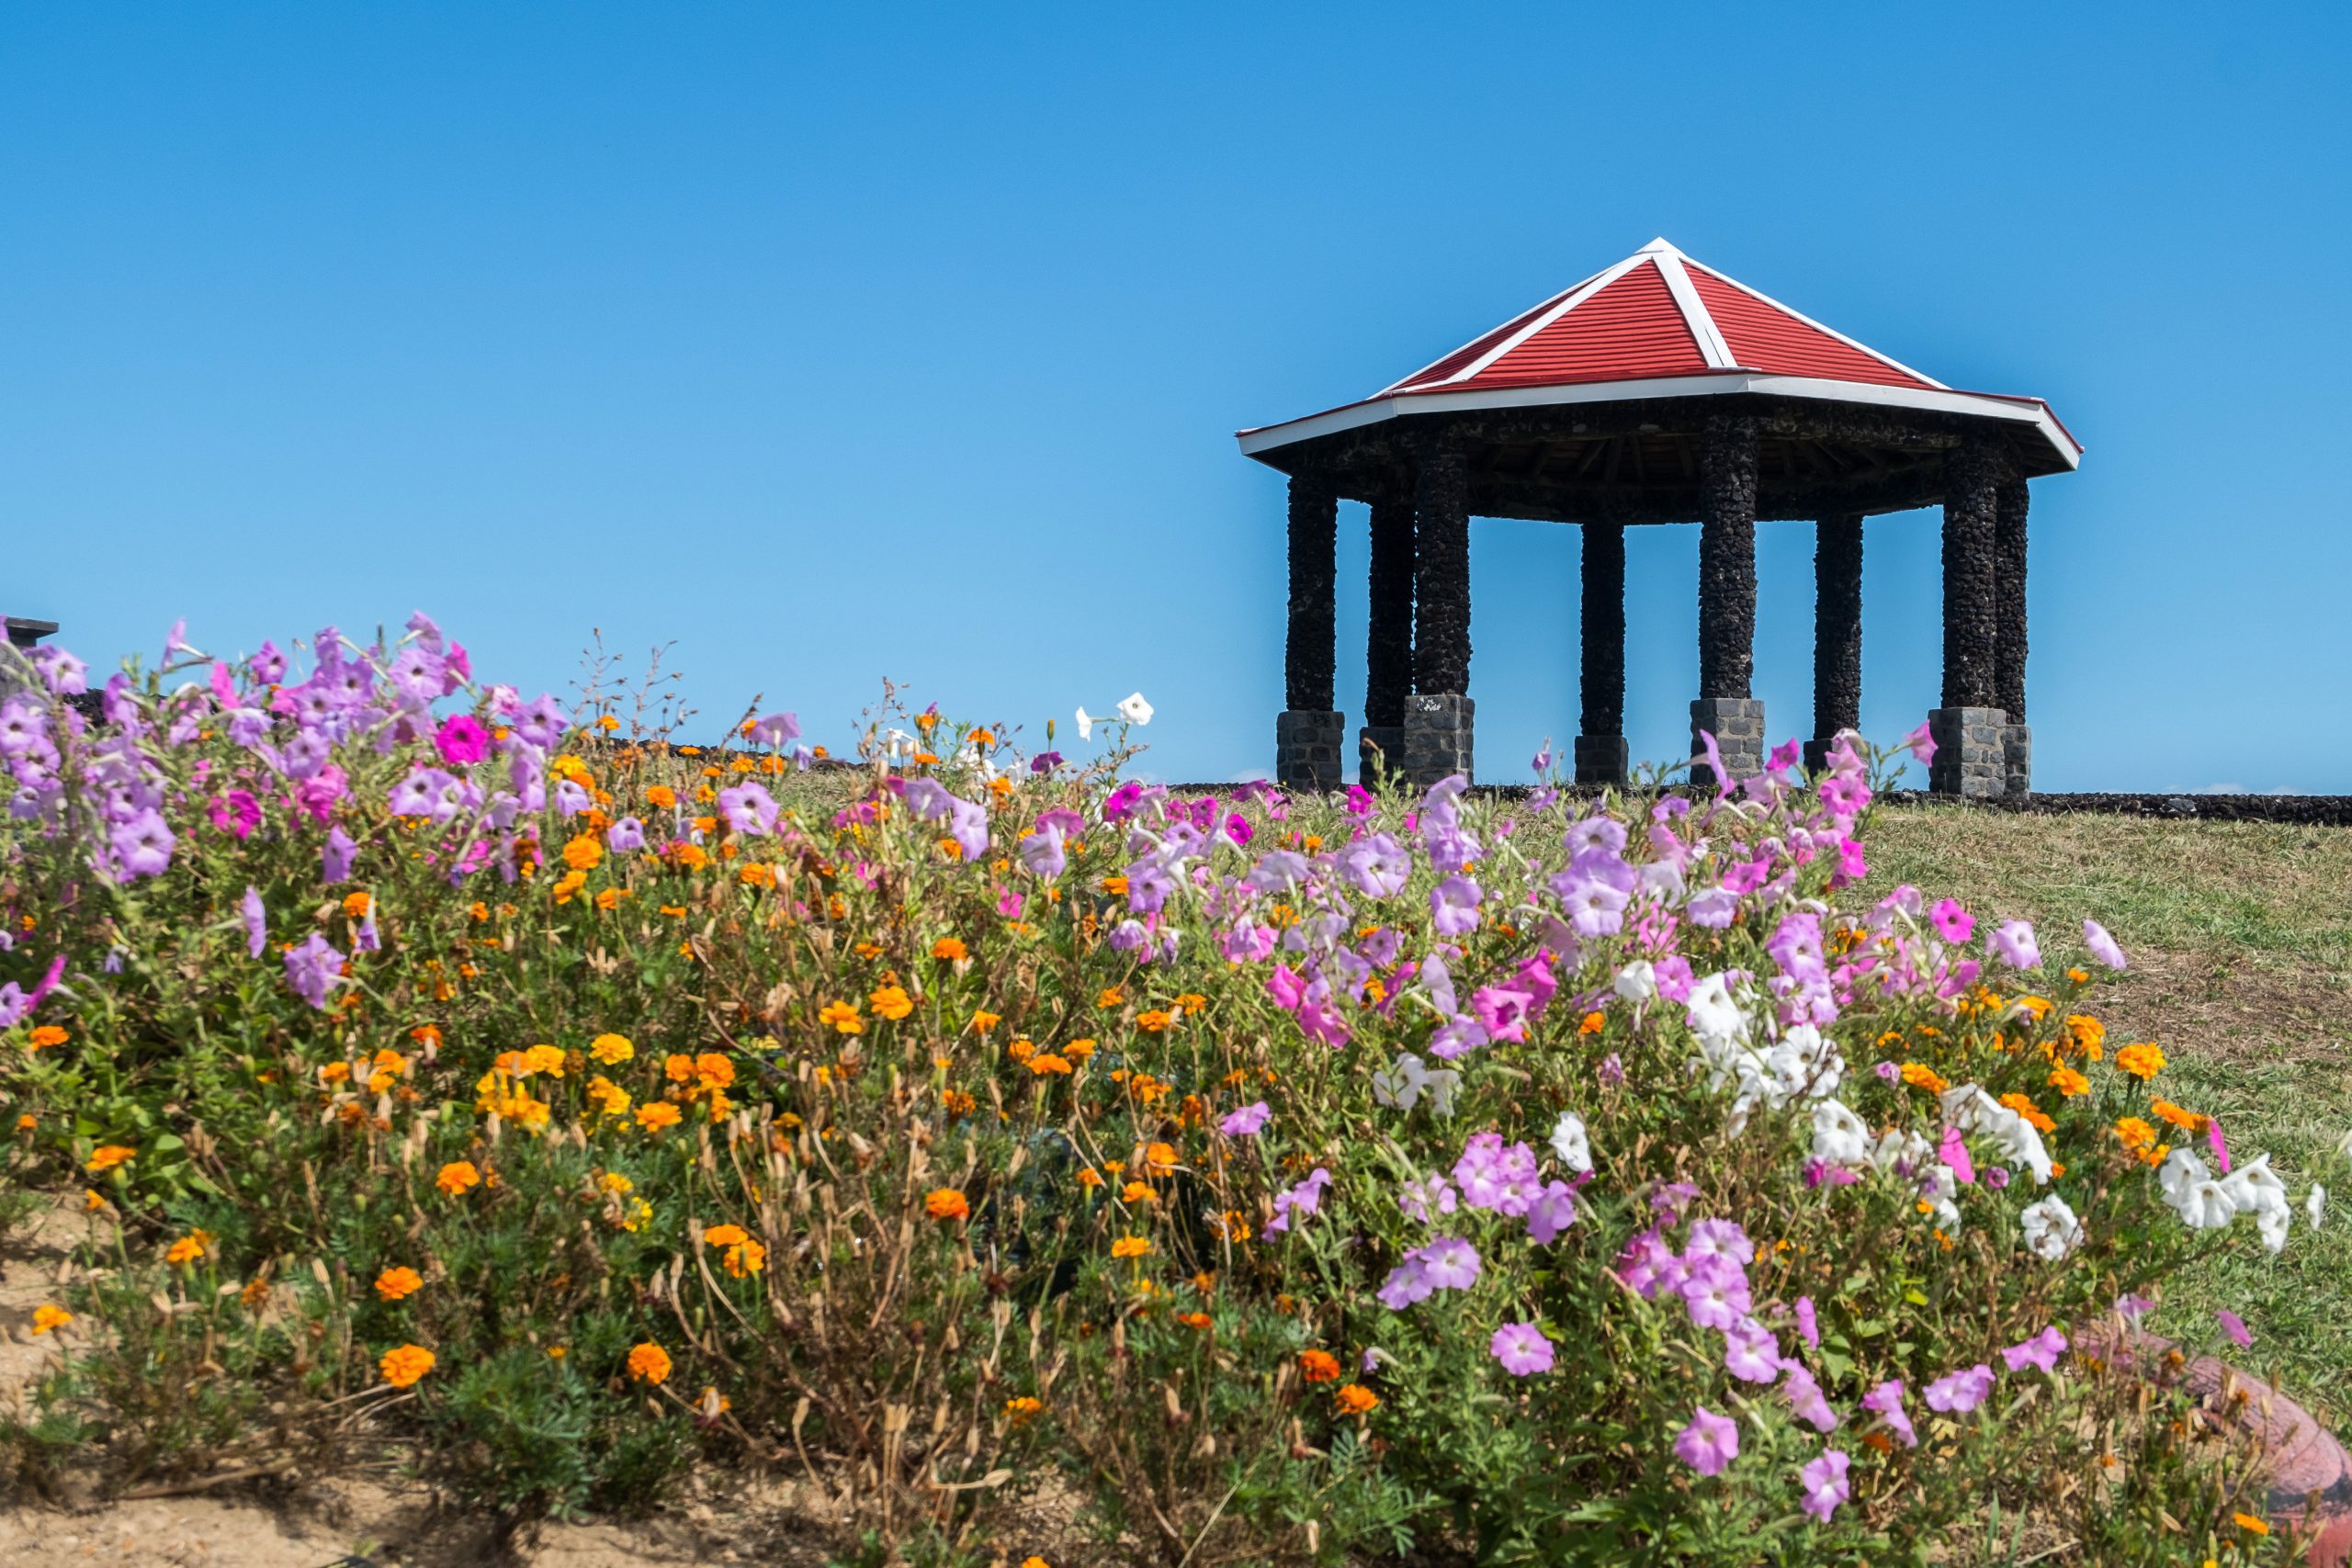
[2019,1194,2084,1261]
[1812,1100,1871,1167]
[2172,1177,2238,1231]
[1372,1053,1460,1119]
[1612,960,1657,1005]
[1117,692,1154,726]
[1548,1111,1592,1175]
[1075,706,1102,741]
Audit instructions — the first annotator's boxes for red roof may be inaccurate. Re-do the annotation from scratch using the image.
[1382,239,1939,398]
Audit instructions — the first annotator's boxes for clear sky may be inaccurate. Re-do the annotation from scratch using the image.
[6,4,2348,791]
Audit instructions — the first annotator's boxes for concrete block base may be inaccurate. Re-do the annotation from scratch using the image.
[1274,709,1344,794]
[1928,706,2009,798]
[2003,723,2032,798]
[1574,734,1628,786]
[1402,694,1474,789]
[1690,697,1766,788]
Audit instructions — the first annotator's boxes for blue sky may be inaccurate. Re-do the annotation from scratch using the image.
[6,4,2347,791]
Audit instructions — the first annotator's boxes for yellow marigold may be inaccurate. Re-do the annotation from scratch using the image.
[2114,1116,2158,1153]
[379,1344,436,1389]
[2151,1100,2207,1133]
[930,936,967,962]
[28,1024,69,1050]
[1003,1395,1044,1424]
[436,1160,481,1196]
[523,1043,568,1077]
[1135,1009,1173,1033]
[636,1101,682,1133]
[2048,1066,2090,1098]
[2064,1013,2105,1053]
[1335,1383,1379,1414]
[2116,1043,2165,1080]
[2017,995,2053,1021]
[926,1187,970,1221]
[870,984,914,1021]
[30,1303,72,1335]
[1298,1349,1341,1382]
[627,1341,672,1384]
[587,1076,632,1116]
[1111,1235,1151,1258]
[375,1266,424,1302]
[818,999,863,1034]
[590,1032,635,1066]
[1899,1062,1949,1095]
[1144,1142,1179,1175]
[85,1145,136,1173]
[551,868,589,903]
[1064,1038,1095,1059]
[619,1197,654,1231]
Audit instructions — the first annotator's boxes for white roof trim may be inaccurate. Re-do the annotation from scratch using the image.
[1656,253,1736,369]
[1679,255,1947,390]
[1235,372,2082,470]
[1430,252,1653,388]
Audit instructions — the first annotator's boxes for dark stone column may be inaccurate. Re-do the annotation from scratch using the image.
[1995,476,2031,795]
[1274,470,1342,791]
[1930,440,2007,796]
[1804,513,1863,774]
[1575,521,1627,785]
[1360,489,1415,784]
[1691,414,1763,784]
[1404,428,1473,786]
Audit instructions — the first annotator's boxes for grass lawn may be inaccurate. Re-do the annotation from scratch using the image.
[1866,806,2352,1416]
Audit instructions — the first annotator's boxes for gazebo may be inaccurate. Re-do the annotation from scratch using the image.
[1239,238,2080,796]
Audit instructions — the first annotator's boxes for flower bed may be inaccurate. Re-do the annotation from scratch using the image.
[0,619,2335,1564]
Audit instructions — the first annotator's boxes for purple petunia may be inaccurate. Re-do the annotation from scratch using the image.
[1862,1379,1917,1447]
[606,816,647,854]
[1673,1406,1739,1477]
[241,886,268,958]
[1218,1101,1271,1137]
[1430,874,1483,938]
[323,826,358,885]
[282,932,345,1011]
[1924,1363,1995,1414]
[110,809,176,879]
[1929,897,1974,942]
[1798,1450,1851,1523]
[1489,1321,1555,1376]
[2083,918,2130,971]
[1988,919,2041,971]
[2002,1326,2068,1375]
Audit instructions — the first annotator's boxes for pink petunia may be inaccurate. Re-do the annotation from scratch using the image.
[1673,1406,1739,1477]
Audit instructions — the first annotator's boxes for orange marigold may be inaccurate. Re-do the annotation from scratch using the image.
[375,1266,424,1302]
[1334,1383,1380,1414]
[2048,1066,2091,1098]
[627,1341,672,1384]
[2151,1099,2207,1133]
[2114,1116,2158,1153]
[1111,1235,1152,1258]
[926,1188,970,1221]
[28,1024,68,1050]
[1298,1348,1341,1382]
[930,937,967,962]
[85,1145,136,1173]
[870,984,914,1021]
[436,1160,481,1196]
[1899,1062,1949,1095]
[2116,1043,2165,1080]
[1135,1010,1173,1033]
[379,1344,436,1388]
[30,1304,71,1335]
[636,1102,683,1133]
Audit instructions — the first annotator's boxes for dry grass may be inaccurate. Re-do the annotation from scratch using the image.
[1866,806,2352,1410]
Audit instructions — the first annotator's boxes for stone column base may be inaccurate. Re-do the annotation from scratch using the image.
[1357,725,1403,787]
[1928,706,2008,797]
[1690,697,1765,787]
[1402,694,1474,788]
[1574,735,1627,786]
[2003,723,2032,798]
[1274,709,1344,794]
